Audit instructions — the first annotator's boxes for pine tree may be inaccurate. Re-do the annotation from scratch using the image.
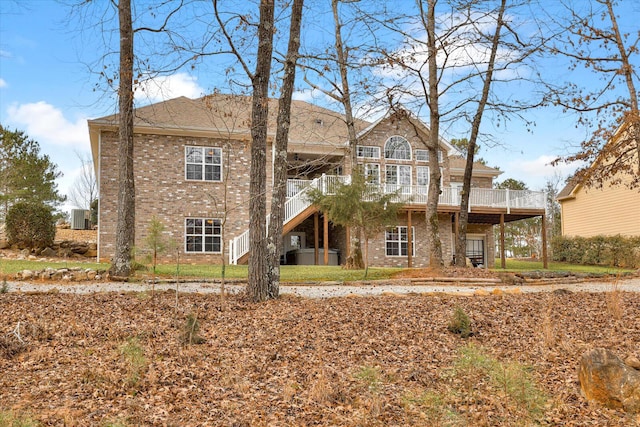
[0,125,65,220]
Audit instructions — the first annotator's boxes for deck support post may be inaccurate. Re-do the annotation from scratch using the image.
[345,226,351,259]
[324,214,329,266]
[500,213,506,269]
[454,212,459,264]
[314,212,319,265]
[542,214,548,269]
[407,210,413,268]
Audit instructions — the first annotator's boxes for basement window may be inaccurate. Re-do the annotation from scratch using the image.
[185,218,222,253]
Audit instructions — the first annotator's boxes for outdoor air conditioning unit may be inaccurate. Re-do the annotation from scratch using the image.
[71,209,90,230]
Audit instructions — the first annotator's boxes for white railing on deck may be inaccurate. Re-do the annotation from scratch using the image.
[229,175,545,264]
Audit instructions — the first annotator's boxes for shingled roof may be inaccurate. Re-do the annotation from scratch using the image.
[89,94,370,147]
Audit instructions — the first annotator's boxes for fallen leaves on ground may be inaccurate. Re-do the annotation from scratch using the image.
[1,290,639,426]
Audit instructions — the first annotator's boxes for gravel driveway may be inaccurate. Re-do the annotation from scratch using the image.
[4,276,640,298]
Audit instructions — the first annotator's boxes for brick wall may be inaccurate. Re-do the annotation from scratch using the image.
[98,131,256,263]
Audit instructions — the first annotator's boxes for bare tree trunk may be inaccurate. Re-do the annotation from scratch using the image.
[425,0,443,268]
[455,0,506,267]
[247,0,275,302]
[332,0,364,269]
[266,0,304,298]
[604,0,640,170]
[109,0,135,279]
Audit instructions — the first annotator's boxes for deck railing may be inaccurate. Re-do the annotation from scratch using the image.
[229,175,545,264]
[288,176,546,210]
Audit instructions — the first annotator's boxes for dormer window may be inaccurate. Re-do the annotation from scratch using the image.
[384,136,411,160]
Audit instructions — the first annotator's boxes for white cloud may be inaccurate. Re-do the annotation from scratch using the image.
[0,78,6,88]
[6,101,88,147]
[135,73,205,104]
[500,154,584,190]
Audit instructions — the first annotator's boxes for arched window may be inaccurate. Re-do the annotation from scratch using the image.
[384,136,411,160]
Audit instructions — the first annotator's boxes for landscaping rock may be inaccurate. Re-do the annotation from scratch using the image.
[626,355,640,370]
[40,247,57,257]
[579,348,640,413]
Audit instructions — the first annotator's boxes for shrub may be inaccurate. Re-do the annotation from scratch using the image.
[447,306,473,338]
[552,235,640,268]
[6,202,56,249]
[180,313,205,345]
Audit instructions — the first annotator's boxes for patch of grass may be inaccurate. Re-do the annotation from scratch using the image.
[354,365,382,394]
[401,390,464,426]
[447,306,473,338]
[0,410,40,427]
[2,258,400,282]
[453,343,548,422]
[0,259,108,275]
[493,258,634,274]
[1,278,8,293]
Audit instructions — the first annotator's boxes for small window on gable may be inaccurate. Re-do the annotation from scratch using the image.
[357,145,380,159]
[384,136,411,160]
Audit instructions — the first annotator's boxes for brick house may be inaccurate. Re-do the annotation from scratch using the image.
[88,94,547,268]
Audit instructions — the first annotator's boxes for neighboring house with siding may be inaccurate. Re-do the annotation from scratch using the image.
[557,141,640,237]
[88,94,546,268]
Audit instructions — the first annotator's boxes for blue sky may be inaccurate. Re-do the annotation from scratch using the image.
[1,1,638,213]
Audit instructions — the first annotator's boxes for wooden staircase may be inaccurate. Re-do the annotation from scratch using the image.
[228,175,346,265]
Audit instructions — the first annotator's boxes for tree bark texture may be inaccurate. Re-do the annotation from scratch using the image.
[424,0,443,268]
[455,0,506,267]
[247,0,275,302]
[110,0,135,279]
[266,0,304,298]
[333,0,365,269]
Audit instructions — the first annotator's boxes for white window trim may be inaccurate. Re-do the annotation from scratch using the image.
[417,165,430,187]
[385,226,416,257]
[185,146,223,182]
[356,145,381,159]
[185,217,223,253]
[385,164,412,185]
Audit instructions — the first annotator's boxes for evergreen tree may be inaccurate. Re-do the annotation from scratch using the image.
[307,168,401,278]
[0,125,65,220]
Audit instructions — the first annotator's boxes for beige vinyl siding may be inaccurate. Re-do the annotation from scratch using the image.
[561,174,640,237]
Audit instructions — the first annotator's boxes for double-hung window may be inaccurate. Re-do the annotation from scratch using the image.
[185,218,222,253]
[385,226,415,257]
[417,166,430,194]
[185,146,222,181]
